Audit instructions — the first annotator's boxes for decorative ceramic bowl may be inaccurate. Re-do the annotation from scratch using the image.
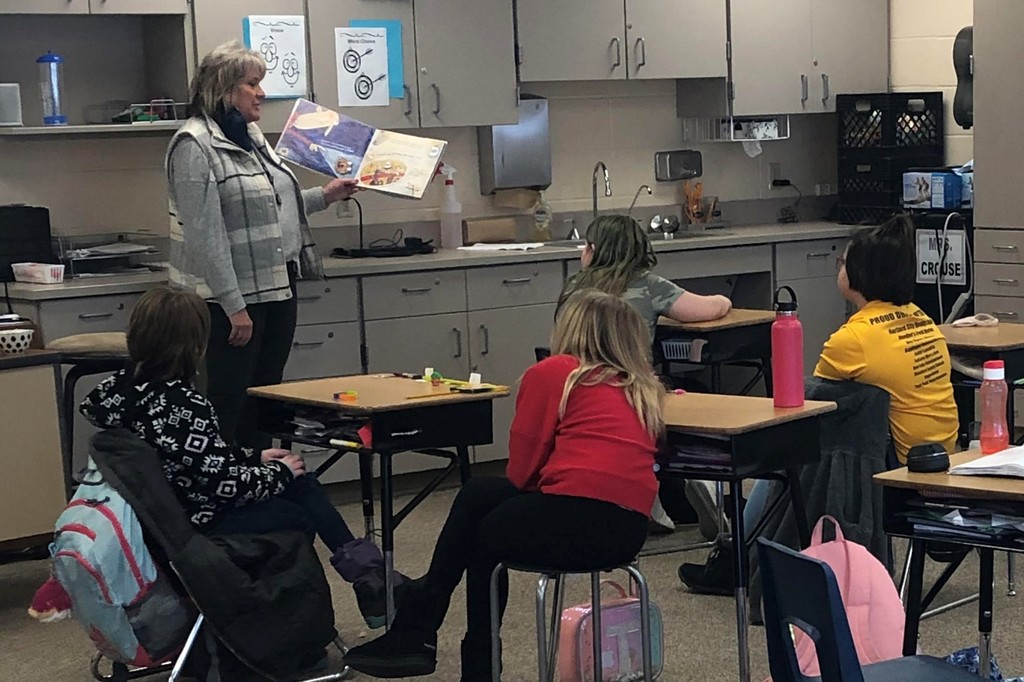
[0,328,34,354]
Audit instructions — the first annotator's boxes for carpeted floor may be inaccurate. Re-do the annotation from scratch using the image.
[3,471,1024,681]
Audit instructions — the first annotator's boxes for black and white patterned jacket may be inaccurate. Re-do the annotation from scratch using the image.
[80,370,293,527]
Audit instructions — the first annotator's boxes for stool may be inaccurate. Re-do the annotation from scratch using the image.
[46,333,129,498]
[489,561,653,682]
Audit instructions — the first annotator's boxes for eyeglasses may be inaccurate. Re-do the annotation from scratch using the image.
[835,256,847,271]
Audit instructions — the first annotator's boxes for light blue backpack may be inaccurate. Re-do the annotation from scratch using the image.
[51,461,192,667]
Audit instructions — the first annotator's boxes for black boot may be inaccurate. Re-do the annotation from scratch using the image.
[460,634,499,682]
[677,536,736,596]
[343,629,438,678]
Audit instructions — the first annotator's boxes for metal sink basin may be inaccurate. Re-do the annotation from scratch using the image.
[648,230,733,241]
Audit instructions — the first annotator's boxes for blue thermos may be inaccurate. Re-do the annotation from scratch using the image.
[37,52,67,126]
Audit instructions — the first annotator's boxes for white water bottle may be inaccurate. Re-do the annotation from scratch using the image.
[439,165,463,249]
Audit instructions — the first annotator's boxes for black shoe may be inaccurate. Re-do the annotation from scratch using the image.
[678,542,735,596]
[344,629,437,678]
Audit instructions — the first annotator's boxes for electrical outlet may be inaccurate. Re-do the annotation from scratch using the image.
[769,162,783,189]
[821,183,832,195]
[336,200,352,219]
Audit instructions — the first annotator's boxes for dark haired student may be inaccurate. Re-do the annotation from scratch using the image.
[80,286,402,629]
[679,215,958,594]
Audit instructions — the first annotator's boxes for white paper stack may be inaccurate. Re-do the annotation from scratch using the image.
[949,445,1024,478]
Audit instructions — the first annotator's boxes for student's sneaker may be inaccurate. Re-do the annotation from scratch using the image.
[677,540,735,596]
[648,495,676,535]
[344,629,438,678]
[330,538,410,629]
[684,480,728,541]
[27,576,72,623]
[353,577,418,630]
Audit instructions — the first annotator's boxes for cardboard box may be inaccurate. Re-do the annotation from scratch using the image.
[903,171,962,209]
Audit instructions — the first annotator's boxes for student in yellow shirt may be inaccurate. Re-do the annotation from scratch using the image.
[814,215,958,462]
[679,215,958,595]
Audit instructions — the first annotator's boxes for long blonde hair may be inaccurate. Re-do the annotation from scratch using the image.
[551,290,665,438]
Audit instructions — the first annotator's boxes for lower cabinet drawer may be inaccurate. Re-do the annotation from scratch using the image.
[974,296,1024,323]
[283,322,361,381]
[37,293,141,345]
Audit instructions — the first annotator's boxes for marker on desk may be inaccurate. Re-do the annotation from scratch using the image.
[333,391,358,402]
[392,372,422,379]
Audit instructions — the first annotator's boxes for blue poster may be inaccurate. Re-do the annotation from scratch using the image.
[350,19,404,99]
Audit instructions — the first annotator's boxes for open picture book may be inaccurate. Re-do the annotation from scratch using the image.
[274,98,447,199]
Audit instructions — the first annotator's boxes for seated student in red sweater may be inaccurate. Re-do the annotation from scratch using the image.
[344,289,664,680]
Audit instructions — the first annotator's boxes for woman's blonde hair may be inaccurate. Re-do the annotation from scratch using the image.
[551,289,665,438]
[188,40,266,116]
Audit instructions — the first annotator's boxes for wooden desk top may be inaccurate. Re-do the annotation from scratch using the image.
[247,374,510,413]
[663,392,836,435]
[657,308,775,332]
[874,450,1024,501]
[940,323,1024,352]
[0,349,61,371]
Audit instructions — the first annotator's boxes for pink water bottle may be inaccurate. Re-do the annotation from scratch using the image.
[980,359,1010,454]
[771,286,805,407]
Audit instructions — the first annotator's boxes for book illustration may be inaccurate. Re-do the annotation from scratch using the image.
[275,98,446,199]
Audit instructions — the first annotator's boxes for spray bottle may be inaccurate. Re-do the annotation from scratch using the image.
[439,164,463,249]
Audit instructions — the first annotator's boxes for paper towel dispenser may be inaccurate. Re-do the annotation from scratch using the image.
[478,95,552,195]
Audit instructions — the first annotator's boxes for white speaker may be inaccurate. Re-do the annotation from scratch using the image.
[0,84,23,127]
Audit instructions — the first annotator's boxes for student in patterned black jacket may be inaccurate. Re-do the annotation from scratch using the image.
[80,285,403,629]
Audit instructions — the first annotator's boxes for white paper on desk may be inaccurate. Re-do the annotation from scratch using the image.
[458,243,543,251]
[949,445,1024,477]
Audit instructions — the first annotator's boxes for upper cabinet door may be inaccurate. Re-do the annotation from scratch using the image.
[625,0,727,80]
[729,0,812,116]
[810,0,888,113]
[307,0,418,130]
[192,0,307,133]
[516,0,626,82]
[414,0,517,127]
[0,0,89,12]
[89,0,188,13]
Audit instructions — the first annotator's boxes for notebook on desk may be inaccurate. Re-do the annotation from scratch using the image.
[950,446,1024,478]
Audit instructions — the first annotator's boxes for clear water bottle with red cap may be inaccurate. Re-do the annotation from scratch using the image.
[771,285,805,407]
[980,359,1010,454]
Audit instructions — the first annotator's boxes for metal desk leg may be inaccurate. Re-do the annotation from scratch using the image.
[760,356,773,397]
[711,363,722,394]
[358,451,375,540]
[380,452,396,630]
[730,479,751,682]
[980,548,995,679]
[786,467,810,548]
[1008,553,1017,597]
[903,538,927,656]
[457,444,472,484]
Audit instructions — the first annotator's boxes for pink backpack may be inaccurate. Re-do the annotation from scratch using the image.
[793,516,905,677]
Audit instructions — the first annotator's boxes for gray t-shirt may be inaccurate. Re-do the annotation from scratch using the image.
[622,272,686,342]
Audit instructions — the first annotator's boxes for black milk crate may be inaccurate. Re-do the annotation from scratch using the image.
[837,92,944,156]
[838,153,944,207]
[837,204,904,226]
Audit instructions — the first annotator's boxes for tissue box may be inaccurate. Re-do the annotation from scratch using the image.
[903,171,962,209]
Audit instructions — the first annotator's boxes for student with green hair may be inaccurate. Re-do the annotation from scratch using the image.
[557,214,732,535]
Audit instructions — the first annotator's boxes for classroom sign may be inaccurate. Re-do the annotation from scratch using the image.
[915,229,966,287]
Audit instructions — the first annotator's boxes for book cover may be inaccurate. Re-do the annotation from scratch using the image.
[274,98,446,199]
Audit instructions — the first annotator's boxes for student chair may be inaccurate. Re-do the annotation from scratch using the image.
[489,561,654,682]
[756,537,978,681]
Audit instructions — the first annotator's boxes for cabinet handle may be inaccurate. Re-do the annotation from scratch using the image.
[635,37,647,68]
[800,74,808,103]
[994,311,1020,318]
[453,328,463,358]
[502,277,533,285]
[300,447,329,455]
[821,73,830,103]
[993,245,1020,251]
[805,252,832,259]
[296,295,322,303]
[401,286,433,294]
[480,324,490,356]
[993,278,1019,285]
[402,85,412,117]
[610,37,622,69]
[430,83,441,115]
[78,312,114,320]
[292,341,325,348]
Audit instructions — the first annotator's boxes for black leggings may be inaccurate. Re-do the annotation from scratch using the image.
[405,477,648,647]
[205,474,355,552]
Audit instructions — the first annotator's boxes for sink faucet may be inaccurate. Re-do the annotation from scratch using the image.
[592,161,611,220]
[628,184,652,216]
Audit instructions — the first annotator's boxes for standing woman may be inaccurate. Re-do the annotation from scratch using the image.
[166,41,357,448]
